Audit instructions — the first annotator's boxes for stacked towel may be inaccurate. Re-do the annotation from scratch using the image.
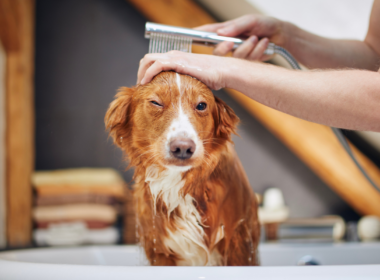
[32,168,125,246]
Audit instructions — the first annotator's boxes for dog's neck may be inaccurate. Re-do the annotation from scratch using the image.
[145,165,189,214]
[145,165,213,265]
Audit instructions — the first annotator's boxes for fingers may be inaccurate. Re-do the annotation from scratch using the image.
[138,51,189,85]
[231,36,269,61]
[233,36,258,59]
[216,15,256,37]
[137,55,156,84]
[213,41,234,56]
[248,38,269,61]
[141,60,173,85]
[137,53,170,84]
[136,51,226,90]
[196,15,258,38]
[194,22,227,32]
[137,58,146,83]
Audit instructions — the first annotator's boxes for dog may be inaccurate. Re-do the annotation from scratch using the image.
[105,71,259,266]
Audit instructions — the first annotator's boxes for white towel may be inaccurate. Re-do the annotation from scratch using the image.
[33,222,119,246]
[33,204,117,223]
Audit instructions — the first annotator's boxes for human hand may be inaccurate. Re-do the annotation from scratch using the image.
[137,51,234,90]
[196,15,285,61]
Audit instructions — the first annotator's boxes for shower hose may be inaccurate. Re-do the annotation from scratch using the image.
[271,44,380,193]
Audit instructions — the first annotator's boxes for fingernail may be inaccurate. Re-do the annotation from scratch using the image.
[217,27,231,35]
[249,36,258,43]
[140,78,146,85]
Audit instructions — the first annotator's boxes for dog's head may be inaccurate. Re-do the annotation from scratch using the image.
[105,71,238,171]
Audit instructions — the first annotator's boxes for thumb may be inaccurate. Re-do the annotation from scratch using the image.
[217,16,257,37]
[194,22,225,32]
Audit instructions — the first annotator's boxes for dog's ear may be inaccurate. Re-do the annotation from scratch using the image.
[213,96,239,141]
[105,87,134,147]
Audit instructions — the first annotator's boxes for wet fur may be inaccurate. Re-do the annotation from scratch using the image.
[105,72,260,266]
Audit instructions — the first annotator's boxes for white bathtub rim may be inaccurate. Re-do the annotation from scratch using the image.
[0,258,379,280]
[1,242,380,267]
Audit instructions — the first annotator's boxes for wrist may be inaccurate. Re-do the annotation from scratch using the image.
[222,58,262,91]
[280,21,297,50]
[221,57,244,89]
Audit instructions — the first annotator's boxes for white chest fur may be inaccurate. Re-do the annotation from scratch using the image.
[145,166,221,266]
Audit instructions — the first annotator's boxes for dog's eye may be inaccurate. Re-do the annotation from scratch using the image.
[150,101,162,107]
[196,103,207,111]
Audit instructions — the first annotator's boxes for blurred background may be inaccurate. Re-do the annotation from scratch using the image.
[0,0,379,250]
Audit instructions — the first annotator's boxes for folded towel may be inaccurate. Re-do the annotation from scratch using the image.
[33,222,119,246]
[32,168,125,198]
[36,220,111,229]
[33,204,117,223]
[34,185,125,198]
[34,193,121,206]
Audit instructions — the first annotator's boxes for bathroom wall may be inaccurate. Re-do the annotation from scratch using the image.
[35,0,359,220]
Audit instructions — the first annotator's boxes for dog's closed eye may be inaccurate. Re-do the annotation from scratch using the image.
[150,100,163,107]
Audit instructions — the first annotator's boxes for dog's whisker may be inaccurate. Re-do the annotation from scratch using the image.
[134,148,157,160]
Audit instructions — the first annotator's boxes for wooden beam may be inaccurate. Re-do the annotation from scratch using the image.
[127,0,214,28]
[1,0,35,247]
[128,0,380,217]
[227,89,380,217]
[0,0,20,52]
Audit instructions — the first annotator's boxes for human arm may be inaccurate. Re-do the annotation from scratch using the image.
[226,59,380,132]
[137,1,380,131]
[197,0,380,70]
[138,52,380,132]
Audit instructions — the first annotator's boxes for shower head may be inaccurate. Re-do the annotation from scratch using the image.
[144,22,275,55]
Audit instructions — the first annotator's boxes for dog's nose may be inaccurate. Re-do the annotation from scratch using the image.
[170,138,196,160]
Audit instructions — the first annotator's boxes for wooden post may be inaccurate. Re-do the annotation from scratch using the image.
[127,0,380,217]
[0,36,6,248]
[0,0,35,247]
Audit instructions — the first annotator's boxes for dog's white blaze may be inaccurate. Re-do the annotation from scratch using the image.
[176,72,181,94]
[166,106,197,142]
[145,165,220,266]
[165,74,202,159]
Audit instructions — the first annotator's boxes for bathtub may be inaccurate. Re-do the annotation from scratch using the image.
[0,243,379,279]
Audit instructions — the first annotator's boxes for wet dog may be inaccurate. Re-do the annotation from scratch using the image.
[105,71,259,266]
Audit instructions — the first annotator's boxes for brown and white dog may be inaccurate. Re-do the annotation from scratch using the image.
[105,71,259,266]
